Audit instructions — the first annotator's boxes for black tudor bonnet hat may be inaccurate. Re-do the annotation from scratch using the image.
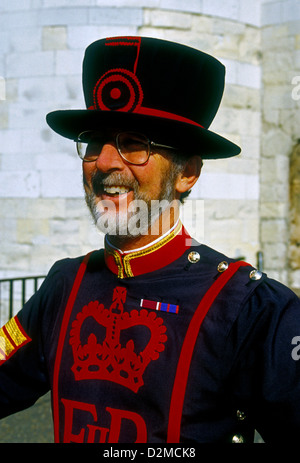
[46,36,241,159]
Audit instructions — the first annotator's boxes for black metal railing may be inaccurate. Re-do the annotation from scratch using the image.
[0,276,45,325]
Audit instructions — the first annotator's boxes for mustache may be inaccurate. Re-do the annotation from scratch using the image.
[83,171,139,195]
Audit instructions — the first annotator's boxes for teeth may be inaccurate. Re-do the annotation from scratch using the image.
[103,185,130,195]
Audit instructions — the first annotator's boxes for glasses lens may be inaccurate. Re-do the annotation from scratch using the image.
[76,131,105,161]
[76,131,150,164]
[117,132,150,165]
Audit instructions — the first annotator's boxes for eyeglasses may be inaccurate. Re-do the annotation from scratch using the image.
[76,131,176,165]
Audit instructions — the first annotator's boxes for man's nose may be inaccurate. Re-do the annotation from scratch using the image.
[94,142,124,173]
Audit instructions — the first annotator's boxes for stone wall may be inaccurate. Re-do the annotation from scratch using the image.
[1,0,299,295]
[260,0,300,292]
[289,143,300,295]
[0,1,263,287]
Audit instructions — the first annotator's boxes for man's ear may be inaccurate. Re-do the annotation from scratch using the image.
[175,156,202,195]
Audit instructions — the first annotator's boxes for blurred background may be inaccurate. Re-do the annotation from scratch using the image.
[0,0,299,443]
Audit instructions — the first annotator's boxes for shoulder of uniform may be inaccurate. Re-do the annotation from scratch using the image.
[250,274,300,309]
[185,242,269,302]
[189,242,239,267]
[47,249,105,278]
[187,242,255,275]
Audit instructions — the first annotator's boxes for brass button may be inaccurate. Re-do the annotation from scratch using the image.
[249,269,262,280]
[188,251,200,263]
[232,434,244,443]
[217,261,229,272]
[237,410,246,421]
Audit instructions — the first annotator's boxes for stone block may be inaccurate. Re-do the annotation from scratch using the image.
[0,243,33,276]
[81,220,104,250]
[0,0,32,11]
[214,36,242,62]
[260,155,290,186]
[92,0,158,5]
[38,7,89,26]
[279,109,300,136]
[1,150,36,172]
[239,135,260,160]
[0,10,39,29]
[226,157,259,175]
[144,9,192,29]
[191,15,213,33]
[214,107,260,137]
[176,32,218,54]
[88,7,143,26]
[237,62,261,89]
[202,0,239,21]
[222,85,260,111]
[43,0,95,6]
[289,243,300,269]
[42,26,67,50]
[4,79,18,102]
[64,198,89,219]
[239,0,261,27]
[261,219,288,243]
[17,218,50,245]
[55,50,83,76]
[40,169,83,198]
[0,104,8,129]
[261,1,283,26]
[49,218,81,246]
[180,199,205,242]
[18,76,66,103]
[260,202,288,219]
[261,128,293,158]
[293,50,300,71]
[260,182,289,203]
[290,269,300,289]
[0,129,22,155]
[282,0,300,23]
[58,75,85,104]
[209,107,240,135]
[6,51,55,78]
[212,16,246,35]
[262,34,294,52]
[67,25,102,50]
[238,109,261,136]
[160,0,201,14]
[8,102,48,130]
[8,28,42,53]
[191,172,259,200]
[262,107,280,125]
[19,127,61,156]
[262,52,293,81]
[262,242,289,270]
[0,218,17,242]
[36,151,78,171]
[0,171,40,198]
[0,198,65,220]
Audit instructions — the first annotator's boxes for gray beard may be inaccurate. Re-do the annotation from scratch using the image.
[84,170,180,239]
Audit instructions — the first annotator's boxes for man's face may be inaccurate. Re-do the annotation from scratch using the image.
[82,133,182,243]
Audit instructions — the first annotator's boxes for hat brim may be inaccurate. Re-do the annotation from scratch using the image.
[46,109,241,159]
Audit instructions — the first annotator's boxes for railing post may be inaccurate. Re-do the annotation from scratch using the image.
[9,280,13,320]
[0,276,45,325]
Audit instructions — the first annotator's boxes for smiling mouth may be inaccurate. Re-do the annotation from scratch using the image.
[102,185,131,196]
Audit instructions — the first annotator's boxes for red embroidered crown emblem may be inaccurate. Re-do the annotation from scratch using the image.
[69,287,167,393]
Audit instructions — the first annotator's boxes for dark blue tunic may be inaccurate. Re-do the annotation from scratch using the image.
[0,226,299,443]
